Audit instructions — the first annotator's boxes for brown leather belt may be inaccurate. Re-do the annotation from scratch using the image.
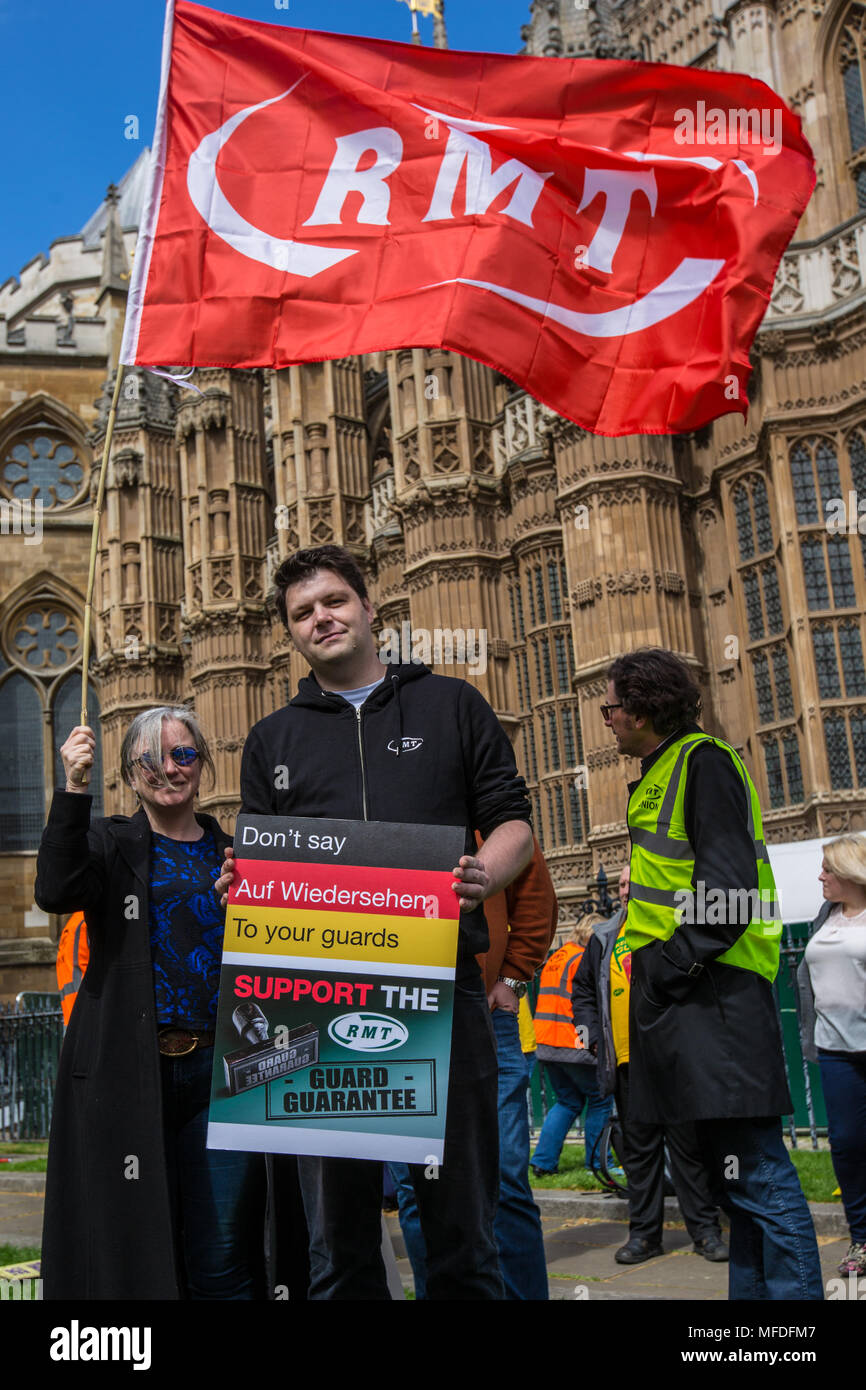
[158,1027,215,1057]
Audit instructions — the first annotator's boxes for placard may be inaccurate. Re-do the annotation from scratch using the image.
[207,814,464,1164]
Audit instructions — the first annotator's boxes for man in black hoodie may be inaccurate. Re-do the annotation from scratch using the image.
[232,545,533,1300]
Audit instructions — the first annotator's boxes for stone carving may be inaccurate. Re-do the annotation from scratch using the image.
[605,570,652,594]
[813,323,841,360]
[210,559,234,601]
[831,231,861,300]
[770,255,804,315]
[199,391,229,432]
[757,330,787,361]
[430,424,461,474]
[309,498,334,544]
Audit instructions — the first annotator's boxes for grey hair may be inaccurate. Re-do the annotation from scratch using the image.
[120,706,215,791]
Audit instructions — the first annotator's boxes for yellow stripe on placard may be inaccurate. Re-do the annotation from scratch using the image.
[223,905,458,967]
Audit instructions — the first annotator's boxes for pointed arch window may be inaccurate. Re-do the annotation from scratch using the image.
[0,675,44,851]
[0,594,103,846]
[53,676,104,818]
[839,5,866,205]
[0,400,89,511]
[762,728,803,807]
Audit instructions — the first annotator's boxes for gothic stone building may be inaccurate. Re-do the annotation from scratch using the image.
[2,0,866,994]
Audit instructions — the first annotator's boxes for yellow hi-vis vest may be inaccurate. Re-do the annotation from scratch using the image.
[625,732,782,983]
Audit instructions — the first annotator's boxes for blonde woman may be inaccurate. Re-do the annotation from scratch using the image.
[798,833,866,1277]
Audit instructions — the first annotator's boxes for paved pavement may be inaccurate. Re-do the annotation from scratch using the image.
[385,1190,857,1300]
[3,1172,859,1300]
[0,1172,44,1249]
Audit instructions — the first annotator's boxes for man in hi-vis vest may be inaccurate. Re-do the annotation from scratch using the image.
[603,648,822,1301]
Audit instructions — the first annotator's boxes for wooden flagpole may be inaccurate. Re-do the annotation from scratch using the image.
[76,360,125,784]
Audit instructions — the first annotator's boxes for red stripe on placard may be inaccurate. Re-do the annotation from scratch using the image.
[229,859,459,920]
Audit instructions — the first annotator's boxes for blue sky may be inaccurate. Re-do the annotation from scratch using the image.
[1,0,532,285]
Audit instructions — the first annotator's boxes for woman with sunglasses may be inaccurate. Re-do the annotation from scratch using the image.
[35,706,266,1300]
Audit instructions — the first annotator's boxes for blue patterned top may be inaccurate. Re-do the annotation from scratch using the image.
[148,830,224,1027]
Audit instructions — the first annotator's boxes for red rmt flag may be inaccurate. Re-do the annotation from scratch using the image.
[122,0,815,436]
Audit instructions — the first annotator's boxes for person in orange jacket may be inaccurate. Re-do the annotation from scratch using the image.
[531,912,613,1177]
[55,911,89,1027]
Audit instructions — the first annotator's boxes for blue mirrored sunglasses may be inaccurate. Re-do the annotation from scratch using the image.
[135,746,200,772]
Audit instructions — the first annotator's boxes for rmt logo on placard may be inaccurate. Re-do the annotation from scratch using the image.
[328,1012,409,1053]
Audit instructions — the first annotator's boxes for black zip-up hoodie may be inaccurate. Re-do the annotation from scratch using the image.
[239,662,532,962]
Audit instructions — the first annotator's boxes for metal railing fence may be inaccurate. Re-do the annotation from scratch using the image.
[0,998,63,1141]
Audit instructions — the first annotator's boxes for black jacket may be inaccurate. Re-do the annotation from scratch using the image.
[239,663,531,964]
[571,909,625,1099]
[626,725,792,1124]
[34,790,235,1299]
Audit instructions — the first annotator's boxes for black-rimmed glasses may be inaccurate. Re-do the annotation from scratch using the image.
[600,704,623,720]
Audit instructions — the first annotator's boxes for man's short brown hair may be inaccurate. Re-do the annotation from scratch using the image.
[272,546,369,629]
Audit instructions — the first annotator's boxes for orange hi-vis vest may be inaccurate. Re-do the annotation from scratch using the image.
[56,912,89,1027]
[534,942,587,1050]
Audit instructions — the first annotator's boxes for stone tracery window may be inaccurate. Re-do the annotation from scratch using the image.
[10,607,80,671]
[2,427,85,508]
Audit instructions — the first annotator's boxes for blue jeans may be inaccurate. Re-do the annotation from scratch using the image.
[531,1059,612,1174]
[161,1045,266,1300]
[818,1049,866,1243]
[391,1007,548,1300]
[491,1009,549,1299]
[299,971,503,1300]
[694,1116,823,1301]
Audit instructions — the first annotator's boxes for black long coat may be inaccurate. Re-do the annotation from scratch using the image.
[628,941,793,1123]
[34,788,233,1300]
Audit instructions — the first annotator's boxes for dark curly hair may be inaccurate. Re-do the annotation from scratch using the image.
[272,546,369,629]
[607,649,702,738]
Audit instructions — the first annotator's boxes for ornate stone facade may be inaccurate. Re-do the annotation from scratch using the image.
[2,7,866,992]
